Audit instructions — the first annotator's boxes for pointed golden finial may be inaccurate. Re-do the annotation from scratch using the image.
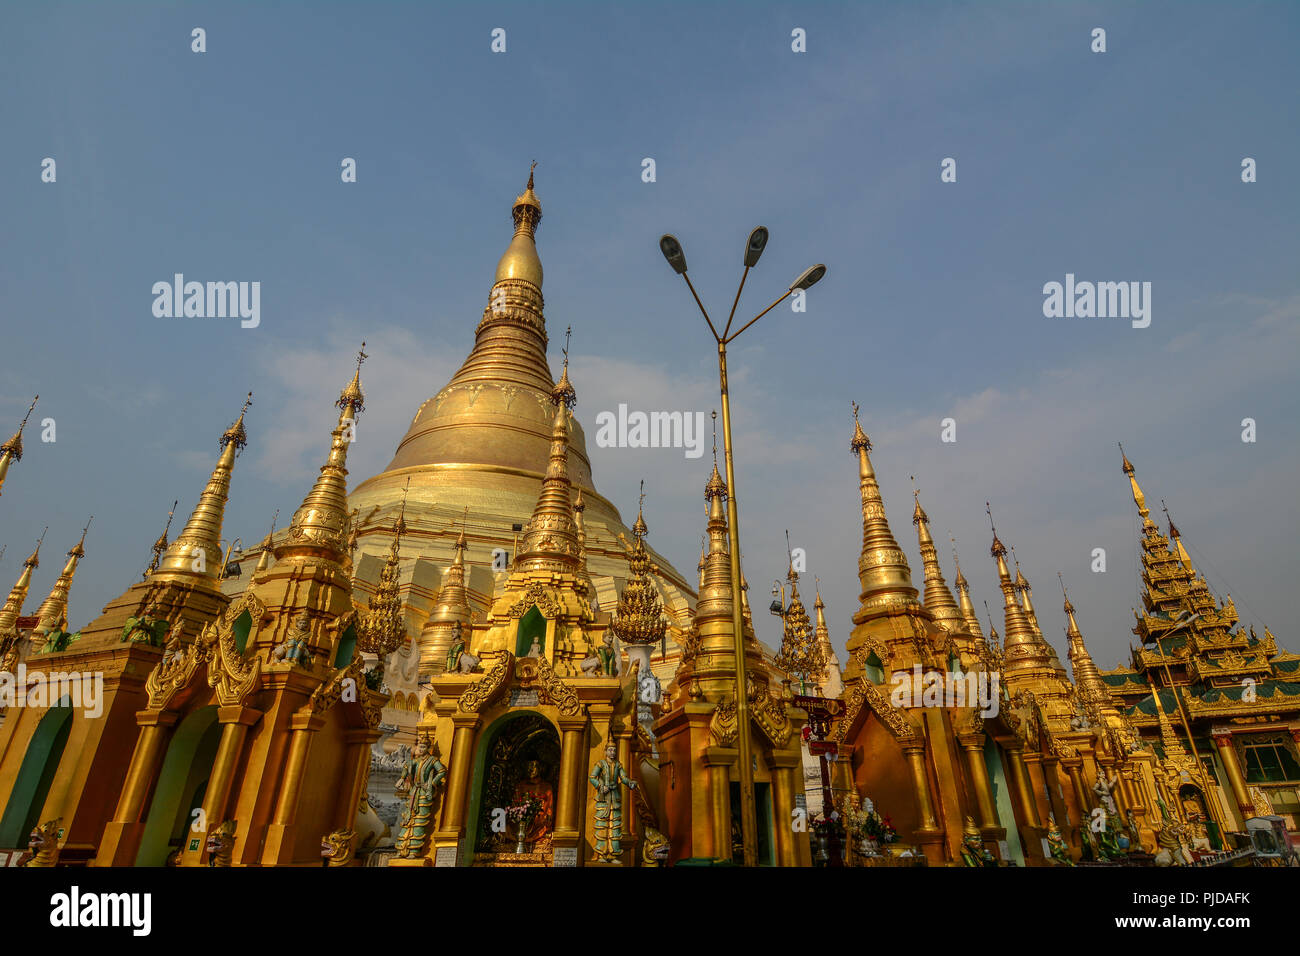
[255,509,279,573]
[222,392,253,452]
[785,529,798,583]
[949,530,984,639]
[550,325,577,408]
[528,159,537,190]
[398,478,410,532]
[74,515,92,555]
[0,395,37,462]
[145,500,178,578]
[0,395,39,496]
[910,475,927,526]
[705,411,727,500]
[850,400,871,453]
[987,502,1006,557]
[632,479,648,538]
[1119,442,1153,522]
[337,342,367,419]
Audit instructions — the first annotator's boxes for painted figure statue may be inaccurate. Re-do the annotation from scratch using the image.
[1046,813,1072,866]
[1092,770,1120,817]
[589,743,637,862]
[511,759,554,847]
[394,732,446,859]
[959,816,995,867]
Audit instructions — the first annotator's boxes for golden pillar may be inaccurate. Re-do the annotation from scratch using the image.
[1212,732,1252,819]
[703,747,737,862]
[260,710,323,865]
[1007,747,1041,829]
[1042,756,1071,829]
[553,714,588,861]
[901,742,939,831]
[95,711,179,866]
[440,713,481,838]
[1065,761,1089,816]
[959,735,998,830]
[190,704,260,865]
[338,728,378,830]
[765,750,801,867]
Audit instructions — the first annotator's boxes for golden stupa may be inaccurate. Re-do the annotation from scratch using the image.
[342,168,695,671]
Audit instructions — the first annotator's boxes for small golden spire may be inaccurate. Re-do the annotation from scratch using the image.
[33,518,92,639]
[280,360,363,565]
[157,395,250,579]
[0,396,38,497]
[949,531,984,639]
[144,500,178,578]
[849,401,916,614]
[358,487,407,656]
[1058,573,1112,715]
[612,483,666,647]
[1161,498,1194,569]
[516,330,580,571]
[910,482,962,632]
[1118,442,1154,526]
[254,510,279,573]
[0,529,45,643]
[774,553,823,686]
[987,505,1048,672]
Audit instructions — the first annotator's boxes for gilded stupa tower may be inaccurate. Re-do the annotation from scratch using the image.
[30,519,92,650]
[0,533,43,672]
[340,170,695,685]
[842,403,932,682]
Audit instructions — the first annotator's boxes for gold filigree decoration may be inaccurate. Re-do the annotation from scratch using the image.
[709,692,739,746]
[144,626,210,711]
[311,654,364,716]
[505,582,563,620]
[458,650,513,713]
[208,594,264,707]
[834,674,917,742]
[533,652,583,717]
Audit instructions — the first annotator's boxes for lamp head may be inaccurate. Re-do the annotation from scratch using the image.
[659,234,688,274]
[791,264,827,291]
[744,226,769,267]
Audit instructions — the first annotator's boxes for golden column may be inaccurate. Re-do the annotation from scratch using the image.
[437,712,482,852]
[1212,731,1252,819]
[958,734,998,831]
[260,709,323,865]
[766,750,801,867]
[901,741,940,831]
[339,727,379,830]
[1007,746,1041,829]
[702,746,737,861]
[659,229,824,866]
[95,711,179,866]
[554,715,588,842]
[192,704,260,864]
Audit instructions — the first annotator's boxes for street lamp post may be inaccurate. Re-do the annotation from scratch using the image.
[659,229,825,867]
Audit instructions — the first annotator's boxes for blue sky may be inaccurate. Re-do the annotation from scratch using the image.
[1,1,1296,669]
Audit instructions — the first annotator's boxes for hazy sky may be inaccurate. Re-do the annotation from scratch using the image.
[1,2,1296,671]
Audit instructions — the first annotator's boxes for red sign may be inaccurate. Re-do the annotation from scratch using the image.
[808,740,838,755]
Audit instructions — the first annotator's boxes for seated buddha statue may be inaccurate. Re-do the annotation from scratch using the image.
[511,759,554,847]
